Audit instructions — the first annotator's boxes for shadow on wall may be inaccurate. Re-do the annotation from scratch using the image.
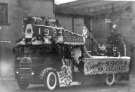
[0,44,14,79]
[129,44,135,74]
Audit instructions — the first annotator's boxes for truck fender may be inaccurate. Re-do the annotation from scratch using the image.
[40,67,56,79]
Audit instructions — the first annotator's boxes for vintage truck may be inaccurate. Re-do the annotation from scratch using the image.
[13,16,130,91]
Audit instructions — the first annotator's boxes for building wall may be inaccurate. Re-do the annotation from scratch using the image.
[73,17,84,34]
[56,15,73,31]
[56,14,85,34]
[17,0,54,17]
[0,0,54,45]
[0,0,54,77]
[92,15,110,43]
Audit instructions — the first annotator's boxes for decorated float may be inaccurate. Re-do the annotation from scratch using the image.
[13,16,130,91]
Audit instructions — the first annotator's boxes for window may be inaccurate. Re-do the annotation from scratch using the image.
[0,3,8,25]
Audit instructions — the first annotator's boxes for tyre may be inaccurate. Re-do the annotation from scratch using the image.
[105,73,116,86]
[44,70,58,91]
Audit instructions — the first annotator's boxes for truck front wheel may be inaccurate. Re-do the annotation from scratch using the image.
[44,71,58,91]
[105,73,116,86]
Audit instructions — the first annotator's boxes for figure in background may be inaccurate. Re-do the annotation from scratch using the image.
[82,26,88,43]
[81,25,92,57]
[107,24,126,56]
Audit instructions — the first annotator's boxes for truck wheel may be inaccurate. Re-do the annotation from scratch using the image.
[17,78,29,89]
[44,71,58,91]
[105,73,116,86]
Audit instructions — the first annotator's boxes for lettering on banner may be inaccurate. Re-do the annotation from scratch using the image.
[84,60,129,75]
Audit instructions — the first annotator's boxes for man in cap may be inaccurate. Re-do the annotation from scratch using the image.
[107,24,125,56]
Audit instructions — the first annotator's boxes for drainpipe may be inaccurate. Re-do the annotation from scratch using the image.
[72,16,74,32]
[123,42,126,56]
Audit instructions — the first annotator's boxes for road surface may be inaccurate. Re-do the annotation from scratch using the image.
[0,75,135,92]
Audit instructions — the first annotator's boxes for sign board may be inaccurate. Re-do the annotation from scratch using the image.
[84,56,130,75]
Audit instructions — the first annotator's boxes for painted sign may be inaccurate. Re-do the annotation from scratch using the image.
[84,57,130,75]
[57,59,72,87]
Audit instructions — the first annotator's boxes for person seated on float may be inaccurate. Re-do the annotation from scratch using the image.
[55,19,61,27]
[81,25,92,57]
[98,42,107,56]
[71,47,86,73]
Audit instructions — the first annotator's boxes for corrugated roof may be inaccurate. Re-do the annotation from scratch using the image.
[55,0,131,16]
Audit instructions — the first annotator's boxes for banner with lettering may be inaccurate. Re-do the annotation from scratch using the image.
[84,56,130,75]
